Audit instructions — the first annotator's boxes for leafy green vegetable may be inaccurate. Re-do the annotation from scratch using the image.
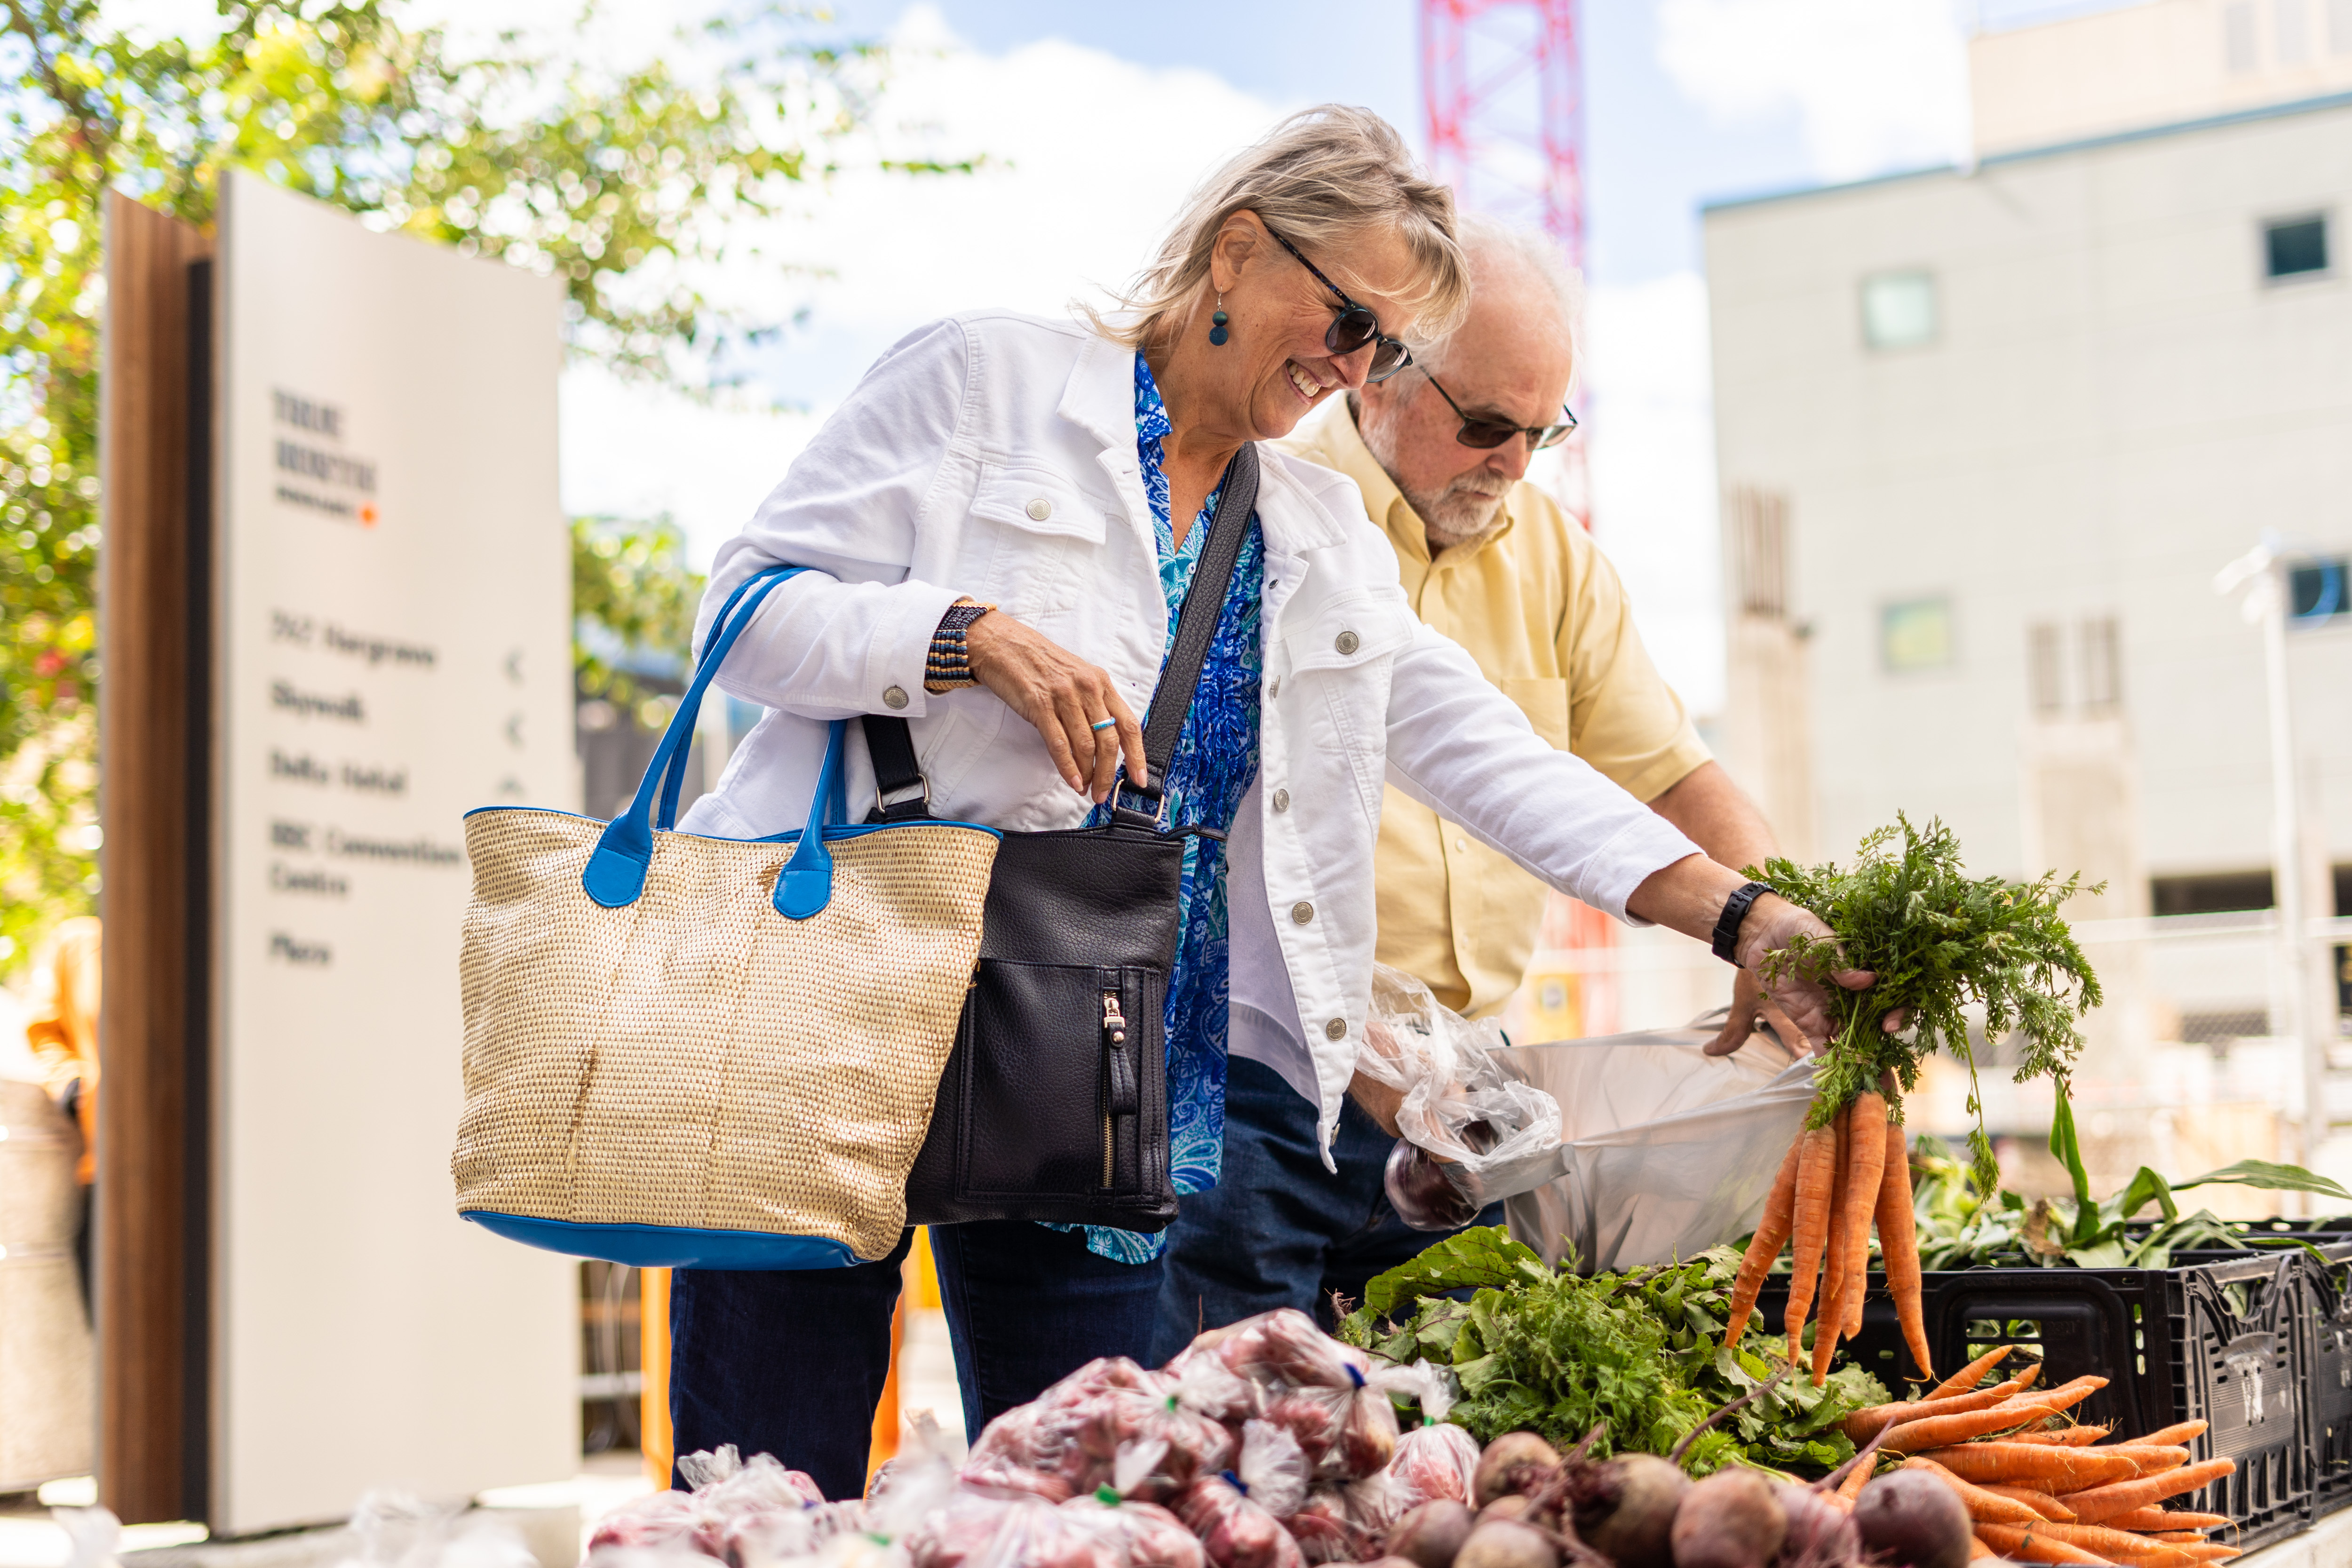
[1338,1231,1886,1476]
[1754,815,2103,1193]
[1903,1129,2349,1271]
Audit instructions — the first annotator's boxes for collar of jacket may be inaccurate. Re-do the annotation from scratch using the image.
[1057,324,1356,565]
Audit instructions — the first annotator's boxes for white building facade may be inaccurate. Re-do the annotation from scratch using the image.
[1702,62,2352,1179]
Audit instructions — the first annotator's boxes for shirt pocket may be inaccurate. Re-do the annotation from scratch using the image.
[1282,586,1417,675]
[963,464,1110,620]
[1499,675,1571,751]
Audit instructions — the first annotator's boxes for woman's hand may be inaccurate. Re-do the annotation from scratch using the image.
[964,610,1150,803]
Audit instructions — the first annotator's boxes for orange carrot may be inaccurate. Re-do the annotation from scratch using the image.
[2134,1421,2209,1448]
[1978,1484,2077,1521]
[1813,1103,1858,1385]
[1725,1130,1805,1348]
[1875,1112,1934,1380]
[1882,1402,2066,1453]
[1971,1521,2120,1565]
[2101,1510,2227,1532]
[1987,1374,2103,1418]
[2060,1459,2236,1524]
[1918,1444,2143,1490]
[2045,1446,2190,1488]
[1904,1457,2048,1525]
[2173,1546,2239,1560]
[1782,1122,1841,1366]
[1968,1538,1995,1562]
[1837,1456,1875,1504]
[1928,1345,2015,1401]
[1842,1092,1887,1341]
[2022,1521,2201,1567]
[2014,1425,2113,1447]
[1842,1379,2034,1442]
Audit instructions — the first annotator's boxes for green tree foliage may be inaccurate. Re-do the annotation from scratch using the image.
[0,0,929,974]
[572,513,704,722]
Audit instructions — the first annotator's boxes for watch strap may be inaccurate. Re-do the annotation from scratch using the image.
[1711,880,1773,965]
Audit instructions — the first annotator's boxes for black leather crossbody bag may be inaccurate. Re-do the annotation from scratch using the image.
[866,442,1261,1232]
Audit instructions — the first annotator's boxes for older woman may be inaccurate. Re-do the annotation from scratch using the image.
[670,105,1868,1496]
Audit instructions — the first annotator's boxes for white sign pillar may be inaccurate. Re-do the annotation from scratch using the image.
[212,169,577,1532]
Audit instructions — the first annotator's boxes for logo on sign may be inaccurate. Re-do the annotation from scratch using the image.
[271,389,382,526]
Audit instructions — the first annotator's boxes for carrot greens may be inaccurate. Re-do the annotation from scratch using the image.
[1753,815,2104,1194]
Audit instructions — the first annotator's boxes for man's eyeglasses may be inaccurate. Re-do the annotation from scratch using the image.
[1420,368,1577,451]
[1262,223,1415,383]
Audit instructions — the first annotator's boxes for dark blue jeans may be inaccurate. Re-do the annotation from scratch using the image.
[671,1219,1163,1501]
[1150,1054,1503,1364]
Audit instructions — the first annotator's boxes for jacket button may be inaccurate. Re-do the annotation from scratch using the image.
[1291,901,1314,924]
[1335,629,1360,655]
[1267,677,1280,699]
[882,685,910,710]
[1272,788,1290,812]
[1025,497,1054,521]
[1324,1018,1348,1041]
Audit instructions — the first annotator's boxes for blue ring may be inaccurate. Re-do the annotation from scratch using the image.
[1090,718,1117,732]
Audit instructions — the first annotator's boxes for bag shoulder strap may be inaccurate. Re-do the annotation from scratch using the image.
[861,442,1261,825]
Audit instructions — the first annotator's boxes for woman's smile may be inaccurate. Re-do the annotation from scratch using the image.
[1284,359,1329,405]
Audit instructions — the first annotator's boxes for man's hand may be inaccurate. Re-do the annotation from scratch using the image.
[1705,968,1804,1057]
[1348,1067,1406,1138]
[963,611,1149,802]
[1732,891,1885,1047]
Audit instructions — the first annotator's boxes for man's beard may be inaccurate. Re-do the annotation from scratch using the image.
[1401,472,1510,549]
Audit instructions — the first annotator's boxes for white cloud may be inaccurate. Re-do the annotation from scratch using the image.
[559,6,1292,564]
[1656,0,1971,182]
[1576,272,1725,716]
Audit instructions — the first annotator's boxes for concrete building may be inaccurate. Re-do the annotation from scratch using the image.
[1700,8,2352,1181]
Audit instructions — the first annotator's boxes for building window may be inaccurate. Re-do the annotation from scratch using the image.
[2226,1,2260,69]
[1860,270,1937,350]
[2027,622,2065,714]
[2265,215,2330,279]
[1882,597,1955,672]
[2290,555,2349,623]
[2080,616,2122,712]
[2278,0,2313,63]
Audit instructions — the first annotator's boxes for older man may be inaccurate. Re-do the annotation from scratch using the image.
[1150,219,1789,1357]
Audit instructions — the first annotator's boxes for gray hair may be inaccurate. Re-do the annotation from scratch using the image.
[1092,105,1470,349]
[1417,214,1586,378]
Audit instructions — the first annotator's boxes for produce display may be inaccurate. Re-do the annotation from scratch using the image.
[1724,818,2102,1385]
[577,819,2317,1568]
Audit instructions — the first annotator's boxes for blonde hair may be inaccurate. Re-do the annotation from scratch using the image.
[1095,105,1470,350]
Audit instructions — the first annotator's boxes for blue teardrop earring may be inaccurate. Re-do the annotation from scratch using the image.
[1209,293,1230,347]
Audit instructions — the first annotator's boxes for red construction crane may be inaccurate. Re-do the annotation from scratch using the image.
[1420,0,1588,272]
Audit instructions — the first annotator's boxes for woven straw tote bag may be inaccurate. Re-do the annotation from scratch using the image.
[452,566,1000,1267]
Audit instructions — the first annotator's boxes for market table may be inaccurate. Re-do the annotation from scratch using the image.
[2234,1507,2352,1568]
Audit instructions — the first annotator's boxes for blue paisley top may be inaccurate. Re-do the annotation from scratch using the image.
[1056,352,1265,1265]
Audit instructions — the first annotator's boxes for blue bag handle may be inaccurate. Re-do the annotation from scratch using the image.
[584,565,846,920]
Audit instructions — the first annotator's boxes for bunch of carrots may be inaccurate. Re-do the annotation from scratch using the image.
[1819,1346,2239,1566]
[1719,819,2104,1388]
[1722,1076,1930,1388]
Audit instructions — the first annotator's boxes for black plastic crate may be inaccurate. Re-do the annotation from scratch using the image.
[2134,1218,2352,1520]
[1756,1251,2313,1547]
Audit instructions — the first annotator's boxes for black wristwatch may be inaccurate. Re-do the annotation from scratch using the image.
[1711,881,1773,964]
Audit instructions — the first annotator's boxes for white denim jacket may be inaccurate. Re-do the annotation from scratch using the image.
[681,311,1700,1161]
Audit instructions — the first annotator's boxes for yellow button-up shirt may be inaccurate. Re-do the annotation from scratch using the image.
[1276,398,1711,1017]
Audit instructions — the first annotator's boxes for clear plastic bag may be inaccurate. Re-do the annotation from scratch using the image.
[1173,1474,1303,1568]
[1358,964,1560,1184]
[1058,1494,1207,1568]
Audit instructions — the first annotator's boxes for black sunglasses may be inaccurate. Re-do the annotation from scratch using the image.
[1262,223,1415,383]
[1420,368,1578,451]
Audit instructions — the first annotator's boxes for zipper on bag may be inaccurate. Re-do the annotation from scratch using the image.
[1102,987,1128,1189]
